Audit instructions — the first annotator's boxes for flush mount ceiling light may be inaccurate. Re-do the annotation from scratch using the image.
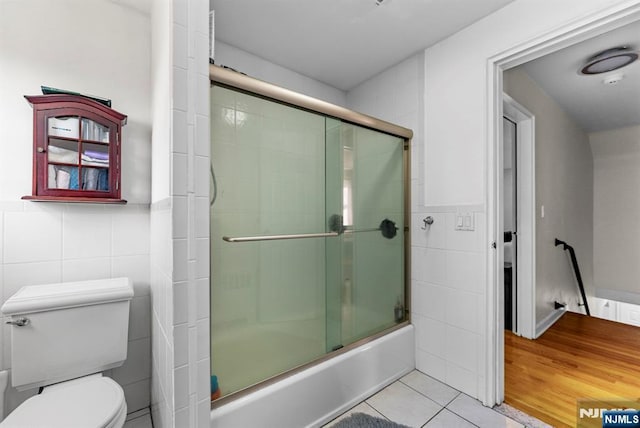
[580,46,639,75]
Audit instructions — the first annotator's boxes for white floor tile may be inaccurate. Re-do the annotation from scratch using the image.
[400,370,460,406]
[424,409,476,428]
[323,402,386,427]
[123,413,153,428]
[366,382,441,428]
[447,394,523,428]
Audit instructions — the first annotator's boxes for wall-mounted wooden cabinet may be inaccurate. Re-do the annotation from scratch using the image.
[22,94,127,203]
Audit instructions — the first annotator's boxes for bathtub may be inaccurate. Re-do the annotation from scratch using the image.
[210,324,415,428]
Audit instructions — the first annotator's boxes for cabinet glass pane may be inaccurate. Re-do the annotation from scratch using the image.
[48,116,79,139]
[81,142,109,167]
[82,167,109,191]
[81,118,109,143]
[48,138,79,165]
[48,165,80,190]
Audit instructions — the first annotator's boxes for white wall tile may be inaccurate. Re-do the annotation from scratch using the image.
[446,251,483,293]
[197,398,210,428]
[195,114,210,158]
[195,197,209,238]
[446,288,481,334]
[173,24,188,70]
[173,110,188,154]
[174,323,188,367]
[113,337,151,385]
[173,0,187,26]
[196,319,209,360]
[414,314,445,358]
[195,238,208,279]
[173,239,188,282]
[444,325,479,372]
[129,295,151,341]
[62,257,111,282]
[412,280,446,322]
[412,247,446,285]
[197,358,209,401]
[173,67,188,113]
[196,278,209,320]
[3,261,62,303]
[0,212,3,263]
[112,255,150,296]
[4,211,62,263]
[173,281,188,325]
[194,156,209,198]
[173,196,188,239]
[123,379,151,414]
[62,210,111,259]
[112,212,150,256]
[174,365,189,410]
[172,153,188,196]
[175,407,190,428]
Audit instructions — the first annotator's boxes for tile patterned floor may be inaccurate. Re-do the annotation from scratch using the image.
[324,370,528,428]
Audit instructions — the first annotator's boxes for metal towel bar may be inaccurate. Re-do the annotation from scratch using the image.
[222,232,339,243]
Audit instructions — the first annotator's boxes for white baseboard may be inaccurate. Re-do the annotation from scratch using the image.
[535,308,566,339]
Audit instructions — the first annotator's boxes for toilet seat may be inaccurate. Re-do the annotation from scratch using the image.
[0,375,127,428]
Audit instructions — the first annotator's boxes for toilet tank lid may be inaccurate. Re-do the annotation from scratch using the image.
[1,277,134,315]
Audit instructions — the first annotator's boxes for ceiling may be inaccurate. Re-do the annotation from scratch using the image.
[520,20,640,133]
[210,0,515,91]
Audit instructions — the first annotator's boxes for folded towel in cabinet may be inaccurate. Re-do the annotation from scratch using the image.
[83,150,109,161]
[48,145,79,164]
[97,169,109,191]
[83,168,99,190]
[56,169,70,189]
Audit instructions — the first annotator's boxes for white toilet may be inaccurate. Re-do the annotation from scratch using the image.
[0,278,134,428]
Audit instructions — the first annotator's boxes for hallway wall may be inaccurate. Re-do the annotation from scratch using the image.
[590,125,640,303]
[504,68,594,325]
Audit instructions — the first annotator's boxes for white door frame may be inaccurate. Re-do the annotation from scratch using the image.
[503,94,535,340]
[485,1,640,406]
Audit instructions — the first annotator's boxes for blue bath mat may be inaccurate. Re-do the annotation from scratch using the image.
[332,412,410,428]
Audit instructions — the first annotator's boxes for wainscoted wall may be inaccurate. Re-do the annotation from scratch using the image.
[0,0,152,416]
[347,57,487,396]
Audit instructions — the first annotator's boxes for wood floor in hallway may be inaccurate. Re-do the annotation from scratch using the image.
[505,311,640,428]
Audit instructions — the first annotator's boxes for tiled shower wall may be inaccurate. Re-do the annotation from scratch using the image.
[150,0,210,427]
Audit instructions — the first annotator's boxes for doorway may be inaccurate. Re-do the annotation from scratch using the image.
[503,116,516,332]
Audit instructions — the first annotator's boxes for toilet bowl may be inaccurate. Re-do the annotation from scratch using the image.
[0,278,134,428]
[0,374,127,428]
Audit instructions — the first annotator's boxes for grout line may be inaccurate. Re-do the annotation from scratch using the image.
[443,391,461,407]
[397,378,445,410]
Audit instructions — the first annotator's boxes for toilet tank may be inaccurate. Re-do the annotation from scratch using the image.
[1,278,134,390]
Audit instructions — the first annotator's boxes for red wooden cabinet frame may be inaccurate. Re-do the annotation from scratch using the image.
[22,94,127,204]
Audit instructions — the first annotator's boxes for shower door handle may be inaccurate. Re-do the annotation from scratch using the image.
[223,232,339,243]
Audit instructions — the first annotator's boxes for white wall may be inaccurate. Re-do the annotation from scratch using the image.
[150,0,211,427]
[422,0,633,404]
[214,41,347,107]
[349,53,488,397]
[0,0,151,415]
[591,125,640,300]
[504,68,594,324]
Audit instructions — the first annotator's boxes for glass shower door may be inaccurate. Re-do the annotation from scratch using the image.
[211,85,407,400]
[325,120,405,350]
[210,86,331,397]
